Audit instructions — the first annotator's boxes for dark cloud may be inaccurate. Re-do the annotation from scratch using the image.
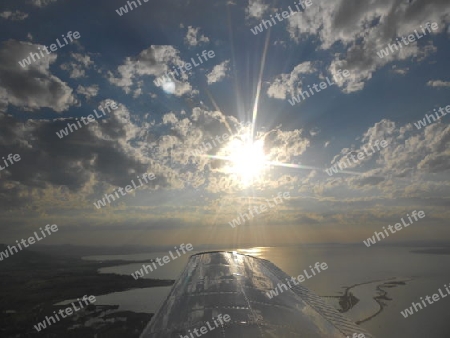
[0,40,77,112]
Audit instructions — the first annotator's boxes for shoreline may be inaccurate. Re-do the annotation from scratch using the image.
[0,246,174,337]
[322,277,411,324]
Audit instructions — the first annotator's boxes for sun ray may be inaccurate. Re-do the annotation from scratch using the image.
[251,28,271,140]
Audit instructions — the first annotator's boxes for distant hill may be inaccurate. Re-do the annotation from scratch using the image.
[0,243,55,268]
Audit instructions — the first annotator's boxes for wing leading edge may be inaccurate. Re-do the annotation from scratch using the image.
[140,251,374,338]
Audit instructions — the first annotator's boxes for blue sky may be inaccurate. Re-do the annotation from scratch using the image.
[0,0,449,247]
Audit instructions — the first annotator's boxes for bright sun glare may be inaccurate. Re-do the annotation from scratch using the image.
[225,136,268,185]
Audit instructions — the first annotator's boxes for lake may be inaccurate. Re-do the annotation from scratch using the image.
[82,245,450,337]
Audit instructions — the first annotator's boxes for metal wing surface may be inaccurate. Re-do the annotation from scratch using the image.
[140,251,374,338]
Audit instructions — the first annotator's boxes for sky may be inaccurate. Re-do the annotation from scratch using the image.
[0,0,449,248]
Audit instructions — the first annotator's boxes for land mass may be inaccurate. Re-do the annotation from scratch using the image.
[0,244,174,337]
[411,247,450,255]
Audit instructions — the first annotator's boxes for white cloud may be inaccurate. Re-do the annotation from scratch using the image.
[391,65,409,75]
[0,40,76,112]
[0,11,28,21]
[61,53,94,79]
[287,0,450,93]
[184,26,209,47]
[206,60,230,84]
[76,85,99,99]
[108,45,197,97]
[267,61,315,99]
[29,0,57,7]
[427,80,450,88]
[327,118,450,186]
[246,0,269,20]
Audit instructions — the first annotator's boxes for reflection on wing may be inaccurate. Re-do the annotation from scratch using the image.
[140,251,374,337]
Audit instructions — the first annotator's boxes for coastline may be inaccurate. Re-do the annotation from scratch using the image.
[0,245,174,337]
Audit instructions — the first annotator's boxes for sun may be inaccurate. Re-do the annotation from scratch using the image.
[223,136,268,185]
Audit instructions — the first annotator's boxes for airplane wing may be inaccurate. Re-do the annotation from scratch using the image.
[140,251,374,337]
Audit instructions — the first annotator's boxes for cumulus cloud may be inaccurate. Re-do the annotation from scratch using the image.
[0,11,28,21]
[29,0,57,7]
[427,79,450,87]
[323,118,450,195]
[0,108,448,238]
[184,26,210,47]
[267,61,315,99]
[373,121,441,174]
[391,65,409,75]
[108,45,196,97]
[0,99,314,211]
[246,0,269,20]
[61,53,94,79]
[287,0,450,93]
[76,85,99,99]
[206,60,230,84]
[0,105,162,210]
[0,40,76,112]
